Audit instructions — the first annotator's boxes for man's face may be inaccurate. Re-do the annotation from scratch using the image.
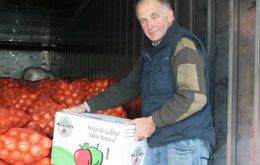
[136,0,174,43]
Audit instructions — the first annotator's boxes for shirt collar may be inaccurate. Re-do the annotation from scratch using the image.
[152,40,161,46]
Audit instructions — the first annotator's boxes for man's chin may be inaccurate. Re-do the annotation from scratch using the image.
[150,38,161,43]
[149,35,162,43]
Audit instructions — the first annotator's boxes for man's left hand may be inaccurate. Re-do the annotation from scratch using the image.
[128,116,156,141]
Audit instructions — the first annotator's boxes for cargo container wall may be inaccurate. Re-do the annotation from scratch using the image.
[48,0,143,80]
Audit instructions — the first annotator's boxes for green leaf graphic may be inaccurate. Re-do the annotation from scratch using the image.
[52,146,76,165]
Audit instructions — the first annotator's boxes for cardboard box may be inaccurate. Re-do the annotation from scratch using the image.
[51,111,147,165]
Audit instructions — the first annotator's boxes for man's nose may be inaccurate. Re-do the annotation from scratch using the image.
[147,20,153,30]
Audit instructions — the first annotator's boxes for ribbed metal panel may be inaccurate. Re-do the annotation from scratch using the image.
[49,0,142,81]
[49,50,134,81]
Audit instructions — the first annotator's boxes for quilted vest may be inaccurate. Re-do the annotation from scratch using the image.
[140,21,215,147]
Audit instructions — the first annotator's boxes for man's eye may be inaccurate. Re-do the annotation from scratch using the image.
[139,20,145,24]
[152,14,159,19]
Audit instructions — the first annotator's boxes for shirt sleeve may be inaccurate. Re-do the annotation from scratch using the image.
[86,57,142,111]
[152,37,207,127]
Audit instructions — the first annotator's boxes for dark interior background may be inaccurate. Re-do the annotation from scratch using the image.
[0,0,207,80]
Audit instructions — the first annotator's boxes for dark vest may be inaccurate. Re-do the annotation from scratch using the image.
[140,21,215,147]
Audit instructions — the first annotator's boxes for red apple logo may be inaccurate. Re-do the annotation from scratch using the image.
[62,128,67,134]
[74,144,92,165]
[74,143,103,165]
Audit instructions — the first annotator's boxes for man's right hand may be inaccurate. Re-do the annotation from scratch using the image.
[63,103,87,113]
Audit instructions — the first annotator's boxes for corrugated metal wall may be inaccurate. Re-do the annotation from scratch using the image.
[48,0,209,81]
[49,0,143,80]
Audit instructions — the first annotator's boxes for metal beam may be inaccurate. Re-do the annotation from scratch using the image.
[253,0,260,164]
[227,0,239,164]
[174,0,178,19]
[207,1,215,163]
[189,0,193,31]
[133,0,137,66]
[207,0,215,106]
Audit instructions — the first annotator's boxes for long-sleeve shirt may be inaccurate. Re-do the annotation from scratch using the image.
[86,37,207,128]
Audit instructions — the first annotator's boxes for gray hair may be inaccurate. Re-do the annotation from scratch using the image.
[159,0,173,10]
[136,0,174,16]
[160,0,173,16]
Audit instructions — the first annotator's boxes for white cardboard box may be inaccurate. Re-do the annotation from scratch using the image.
[51,111,147,165]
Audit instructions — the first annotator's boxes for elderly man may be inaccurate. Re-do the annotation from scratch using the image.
[65,0,215,164]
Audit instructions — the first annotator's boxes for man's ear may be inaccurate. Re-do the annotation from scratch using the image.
[168,9,175,22]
